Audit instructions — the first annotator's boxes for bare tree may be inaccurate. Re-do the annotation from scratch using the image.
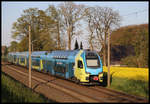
[85,6,121,66]
[85,7,95,51]
[59,2,86,50]
[101,7,121,66]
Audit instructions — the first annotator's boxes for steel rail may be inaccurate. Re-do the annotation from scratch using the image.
[4,65,99,103]
[2,63,148,103]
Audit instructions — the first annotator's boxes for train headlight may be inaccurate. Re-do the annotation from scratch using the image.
[98,72,103,82]
[98,72,103,78]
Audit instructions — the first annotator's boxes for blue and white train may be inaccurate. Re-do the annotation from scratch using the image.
[8,50,103,84]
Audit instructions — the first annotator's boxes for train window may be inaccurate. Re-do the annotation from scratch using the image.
[20,58,25,63]
[32,56,40,58]
[78,60,83,69]
[47,61,51,66]
[14,57,16,62]
[86,59,98,66]
[86,52,100,68]
[32,60,40,66]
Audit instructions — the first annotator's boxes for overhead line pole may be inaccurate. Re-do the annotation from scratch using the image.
[29,25,32,88]
[107,28,110,87]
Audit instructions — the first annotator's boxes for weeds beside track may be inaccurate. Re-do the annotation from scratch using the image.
[103,66,149,98]
[1,72,54,103]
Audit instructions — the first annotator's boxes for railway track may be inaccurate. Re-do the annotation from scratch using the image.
[2,64,95,102]
[89,86,148,103]
[1,62,148,103]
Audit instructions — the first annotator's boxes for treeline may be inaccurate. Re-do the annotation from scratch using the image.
[7,2,148,68]
[8,2,121,66]
[110,24,148,68]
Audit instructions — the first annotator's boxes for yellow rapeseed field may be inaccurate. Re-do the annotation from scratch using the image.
[103,66,149,82]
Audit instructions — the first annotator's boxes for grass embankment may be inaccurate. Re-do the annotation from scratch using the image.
[1,72,55,103]
[103,66,149,99]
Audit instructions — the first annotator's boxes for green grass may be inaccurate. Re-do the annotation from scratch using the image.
[1,72,56,103]
[102,72,149,99]
[110,77,149,98]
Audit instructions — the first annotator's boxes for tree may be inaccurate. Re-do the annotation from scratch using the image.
[59,2,86,50]
[4,46,8,56]
[85,7,95,51]
[39,30,57,51]
[17,36,29,52]
[9,41,18,52]
[111,24,148,68]
[11,8,57,51]
[74,39,79,50]
[45,5,62,50]
[80,41,83,49]
[85,6,121,66]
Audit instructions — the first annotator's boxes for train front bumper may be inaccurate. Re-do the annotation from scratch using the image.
[81,72,103,83]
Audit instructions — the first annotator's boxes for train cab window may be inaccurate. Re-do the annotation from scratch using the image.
[78,60,83,69]
[85,52,100,68]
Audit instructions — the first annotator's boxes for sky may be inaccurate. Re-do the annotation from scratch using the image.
[2,1,149,48]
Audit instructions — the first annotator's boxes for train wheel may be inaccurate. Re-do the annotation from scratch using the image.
[43,69,47,73]
[48,71,51,75]
[72,77,80,84]
[71,77,76,82]
[77,79,80,84]
[75,78,80,84]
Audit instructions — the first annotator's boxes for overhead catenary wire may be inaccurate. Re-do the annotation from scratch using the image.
[122,9,148,17]
[121,9,148,26]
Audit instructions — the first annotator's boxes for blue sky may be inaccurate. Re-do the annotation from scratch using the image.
[2,1,149,48]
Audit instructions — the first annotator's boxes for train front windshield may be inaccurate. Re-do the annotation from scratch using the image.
[85,52,100,68]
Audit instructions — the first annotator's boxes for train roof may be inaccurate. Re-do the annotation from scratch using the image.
[8,50,99,59]
[49,50,79,57]
[31,51,48,56]
[8,52,22,55]
[40,50,80,62]
[8,51,48,56]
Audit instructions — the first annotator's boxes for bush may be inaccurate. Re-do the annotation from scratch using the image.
[120,54,148,68]
[120,56,138,67]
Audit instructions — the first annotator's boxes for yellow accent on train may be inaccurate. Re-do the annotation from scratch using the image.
[74,50,90,83]
[32,60,43,70]
[40,59,43,70]
[32,65,40,70]
[98,73,103,82]
[19,57,26,66]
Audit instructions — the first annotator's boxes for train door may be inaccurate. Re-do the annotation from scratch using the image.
[75,59,84,81]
